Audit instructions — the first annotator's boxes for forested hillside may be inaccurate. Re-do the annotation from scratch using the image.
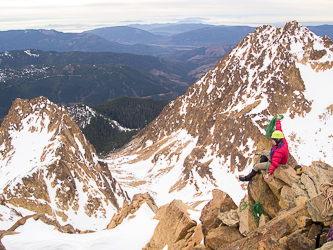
[0,50,191,121]
[68,97,170,154]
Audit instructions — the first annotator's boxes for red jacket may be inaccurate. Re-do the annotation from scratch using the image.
[268,120,289,175]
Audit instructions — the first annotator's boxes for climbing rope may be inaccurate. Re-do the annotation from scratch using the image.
[319,182,333,219]
[265,114,284,138]
[327,226,333,242]
[239,114,282,225]
[239,149,271,226]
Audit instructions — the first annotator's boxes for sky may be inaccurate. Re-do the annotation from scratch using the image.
[0,0,333,33]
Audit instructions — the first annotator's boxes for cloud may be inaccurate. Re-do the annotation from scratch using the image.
[0,0,332,32]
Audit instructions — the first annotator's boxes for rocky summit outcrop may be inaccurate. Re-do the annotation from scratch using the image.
[137,160,333,250]
[106,20,333,207]
[0,97,129,231]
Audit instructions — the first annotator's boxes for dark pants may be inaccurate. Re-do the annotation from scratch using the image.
[253,150,270,172]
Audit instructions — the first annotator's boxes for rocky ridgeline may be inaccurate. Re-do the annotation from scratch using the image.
[107,20,333,204]
[105,160,333,249]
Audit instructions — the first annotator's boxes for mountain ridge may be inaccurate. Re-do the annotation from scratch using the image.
[0,96,129,230]
[105,20,333,207]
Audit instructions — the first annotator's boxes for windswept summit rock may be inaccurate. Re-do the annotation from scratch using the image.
[107,20,333,206]
[0,96,128,231]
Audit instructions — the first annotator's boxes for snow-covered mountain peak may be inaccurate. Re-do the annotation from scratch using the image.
[0,97,128,231]
[107,21,333,207]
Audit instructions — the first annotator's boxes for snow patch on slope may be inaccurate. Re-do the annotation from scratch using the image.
[283,63,333,166]
[2,203,158,250]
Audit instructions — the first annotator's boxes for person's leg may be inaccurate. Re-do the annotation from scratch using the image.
[239,168,258,181]
[262,150,270,158]
[253,162,270,172]
[260,150,270,163]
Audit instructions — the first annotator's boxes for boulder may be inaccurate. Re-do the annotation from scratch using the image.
[237,195,258,236]
[145,199,197,250]
[305,194,333,223]
[318,241,333,250]
[265,176,285,200]
[307,223,322,241]
[217,209,239,227]
[205,226,243,250]
[279,185,296,209]
[258,214,270,227]
[285,231,315,250]
[295,196,309,207]
[153,204,168,220]
[274,165,301,187]
[302,162,333,193]
[248,173,280,218]
[199,189,237,236]
[301,174,318,198]
[292,183,309,199]
[184,224,205,250]
[221,205,311,249]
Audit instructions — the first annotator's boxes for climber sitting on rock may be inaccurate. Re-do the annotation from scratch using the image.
[240,115,289,182]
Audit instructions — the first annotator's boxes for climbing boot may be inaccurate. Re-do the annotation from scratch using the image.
[239,169,258,182]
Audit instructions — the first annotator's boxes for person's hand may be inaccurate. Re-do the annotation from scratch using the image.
[277,115,282,120]
[264,174,270,181]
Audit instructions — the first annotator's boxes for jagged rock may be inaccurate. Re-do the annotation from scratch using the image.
[301,174,318,198]
[221,205,311,249]
[248,173,280,218]
[279,236,289,249]
[183,224,205,250]
[318,241,333,250]
[274,165,301,188]
[265,176,285,200]
[217,209,239,227]
[285,231,315,250]
[145,200,197,250]
[107,193,158,230]
[199,189,237,236]
[185,245,207,250]
[237,195,258,236]
[258,214,270,227]
[295,196,309,207]
[307,223,322,241]
[306,194,333,222]
[292,183,310,199]
[205,226,243,250]
[6,213,78,235]
[302,162,333,194]
[279,185,296,209]
[153,204,168,220]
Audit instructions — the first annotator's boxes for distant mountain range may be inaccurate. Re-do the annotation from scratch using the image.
[128,23,214,37]
[0,49,192,121]
[1,23,332,56]
[0,22,332,125]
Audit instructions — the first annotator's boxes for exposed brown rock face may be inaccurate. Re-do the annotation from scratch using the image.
[0,97,128,230]
[107,192,158,229]
[145,200,197,250]
[205,226,243,249]
[140,160,333,250]
[199,189,237,236]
